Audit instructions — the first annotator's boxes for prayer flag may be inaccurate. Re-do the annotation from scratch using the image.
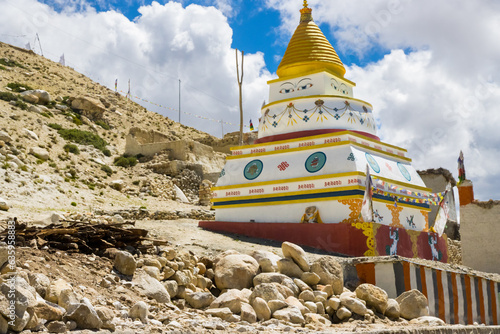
[361,164,373,222]
[115,79,117,92]
[458,151,466,185]
[250,119,254,131]
[433,183,451,236]
[59,54,65,66]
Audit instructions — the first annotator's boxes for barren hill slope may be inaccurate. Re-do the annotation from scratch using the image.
[0,41,222,220]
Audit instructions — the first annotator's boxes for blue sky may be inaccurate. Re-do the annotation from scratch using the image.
[1,0,500,201]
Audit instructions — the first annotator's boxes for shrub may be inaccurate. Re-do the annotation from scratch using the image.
[48,123,62,130]
[95,120,111,130]
[102,149,111,157]
[0,92,17,102]
[7,82,33,92]
[71,202,77,206]
[57,128,108,152]
[63,143,80,155]
[0,58,27,69]
[114,156,137,168]
[101,165,113,176]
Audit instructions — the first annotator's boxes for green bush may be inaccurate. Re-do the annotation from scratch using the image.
[95,120,111,130]
[102,149,111,157]
[0,92,17,102]
[63,143,80,155]
[57,128,108,152]
[0,58,27,69]
[71,202,77,206]
[114,156,137,168]
[101,165,113,176]
[7,82,33,92]
[48,123,63,130]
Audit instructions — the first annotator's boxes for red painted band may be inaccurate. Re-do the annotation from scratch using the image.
[255,129,380,144]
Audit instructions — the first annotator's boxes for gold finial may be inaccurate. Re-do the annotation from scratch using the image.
[300,1,313,22]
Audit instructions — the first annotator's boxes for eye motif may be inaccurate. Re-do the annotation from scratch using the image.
[340,84,348,95]
[331,79,338,90]
[279,79,313,94]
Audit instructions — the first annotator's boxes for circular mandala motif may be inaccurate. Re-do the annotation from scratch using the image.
[365,153,380,173]
[398,162,412,181]
[305,152,327,173]
[244,160,263,180]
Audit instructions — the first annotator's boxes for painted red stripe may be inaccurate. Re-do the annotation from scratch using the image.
[436,270,446,321]
[419,266,428,299]
[356,263,376,285]
[254,129,381,144]
[465,275,473,325]
[451,272,459,324]
[491,280,498,325]
[402,261,411,291]
[478,278,485,324]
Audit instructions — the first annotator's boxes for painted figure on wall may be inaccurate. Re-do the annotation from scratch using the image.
[428,235,443,261]
[386,228,399,255]
[300,206,323,224]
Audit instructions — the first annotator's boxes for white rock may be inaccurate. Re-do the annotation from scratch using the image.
[24,128,39,141]
[0,198,9,211]
[129,301,148,323]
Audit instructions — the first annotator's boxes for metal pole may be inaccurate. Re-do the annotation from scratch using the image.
[178,79,181,123]
[221,120,224,138]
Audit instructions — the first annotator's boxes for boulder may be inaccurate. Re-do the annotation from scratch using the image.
[71,96,106,120]
[249,283,285,304]
[300,272,320,286]
[268,299,287,314]
[0,198,9,212]
[385,298,400,319]
[293,278,312,292]
[45,320,66,333]
[281,242,310,272]
[21,90,51,104]
[172,270,190,286]
[0,131,11,143]
[327,297,341,310]
[304,301,317,313]
[250,250,281,272]
[252,297,271,321]
[143,258,162,270]
[336,306,352,321]
[58,288,78,311]
[395,289,429,320]
[214,254,259,290]
[45,279,72,304]
[33,300,64,321]
[310,256,343,295]
[340,295,367,316]
[209,289,248,314]
[277,258,304,278]
[409,316,445,326]
[28,105,42,113]
[29,147,49,161]
[65,298,103,330]
[142,266,161,280]
[24,128,39,141]
[305,313,331,326]
[109,179,125,192]
[240,302,257,323]
[284,296,308,315]
[186,292,215,309]
[163,280,178,299]
[113,251,136,276]
[355,283,389,314]
[95,306,116,330]
[298,290,315,302]
[205,307,234,322]
[133,271,171,303]
[253,273,299,296]
[272,306,305,324]
[129,301,148,323]
[23,94,38,104]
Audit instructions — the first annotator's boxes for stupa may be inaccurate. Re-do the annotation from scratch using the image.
[200,1,448,261]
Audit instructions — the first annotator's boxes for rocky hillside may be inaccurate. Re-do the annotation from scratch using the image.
[0,41,223,221]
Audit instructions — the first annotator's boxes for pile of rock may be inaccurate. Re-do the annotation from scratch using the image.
[0,240,441,333]
[198,180,213,206]
[172,169,202,203]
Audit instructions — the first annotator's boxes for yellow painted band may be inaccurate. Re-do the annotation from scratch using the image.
[213,195,362,209]
[267,68,356,86]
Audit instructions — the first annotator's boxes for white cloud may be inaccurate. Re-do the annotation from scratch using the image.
[0,0,271,137]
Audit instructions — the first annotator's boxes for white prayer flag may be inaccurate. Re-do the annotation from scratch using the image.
[361,164,373,222]
[59,54,65,66]
[433,183,451,236]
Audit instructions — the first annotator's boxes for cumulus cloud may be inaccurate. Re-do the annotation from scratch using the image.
[0,0,271,137]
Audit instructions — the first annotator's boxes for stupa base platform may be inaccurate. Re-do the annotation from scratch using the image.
[198,220,448,263]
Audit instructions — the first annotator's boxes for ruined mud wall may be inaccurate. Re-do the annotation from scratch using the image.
[461,201,500,274]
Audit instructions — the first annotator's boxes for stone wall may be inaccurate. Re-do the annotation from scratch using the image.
[461,201,500,274]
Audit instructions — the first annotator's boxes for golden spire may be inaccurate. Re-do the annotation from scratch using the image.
[277,1,346,78]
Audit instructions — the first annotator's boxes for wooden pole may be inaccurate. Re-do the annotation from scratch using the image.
[236,49,244,145]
